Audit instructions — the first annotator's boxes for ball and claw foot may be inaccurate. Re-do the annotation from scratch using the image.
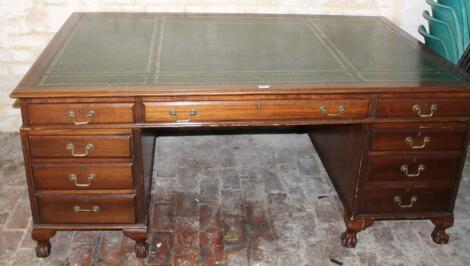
[35,241,51,258]
[32,228,56,258]
[431,217,453,245]
[135,241,149,258]
[341,211,374,248]
[341,231,358,248]
[123,228,149,258]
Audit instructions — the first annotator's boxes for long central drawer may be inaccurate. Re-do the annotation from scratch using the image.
[144,100,370,123]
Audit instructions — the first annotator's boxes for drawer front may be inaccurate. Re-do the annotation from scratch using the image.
[37,194,136,224]
[28,103,134,125]
[144,100,370,122]
[359,187,453,214]
[366,155,461,183]
[29,135,132,158]
[32,163,134,190]
[376,98,470,118]
[371,130,466,151]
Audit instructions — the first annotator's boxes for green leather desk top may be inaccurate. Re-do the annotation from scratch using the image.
[12,13,470,97]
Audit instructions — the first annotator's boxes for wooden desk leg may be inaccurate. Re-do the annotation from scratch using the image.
[31,228,56,257]
[431,216,454,244]
[340,211,374,248]
[123,228,149,258]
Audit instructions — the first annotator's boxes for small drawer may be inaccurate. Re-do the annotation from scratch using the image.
[144,100,370,123]
[29,134,132,158]
[371,129,466,151]
[27,103,134,125]
[359,187,453,214]
[37,194,136,224]
[32,163,134,190]
[366,155,461,184]
[376,98,470,118]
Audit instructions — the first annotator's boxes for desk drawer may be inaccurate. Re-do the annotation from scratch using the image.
[32,163,134,190]
[359,187,453,214]
[376,98,470,118]
[366,155,461,184]
[29,134,132,158]
[37,194,136,224]
[28,103,134,125]
[371,129,466,151]
[144,100,370,123]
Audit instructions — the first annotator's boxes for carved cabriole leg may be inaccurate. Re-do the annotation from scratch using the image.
[31,228,56,257]
[123,228,149,258]
[431,216,454,244]
[340,211,374,248]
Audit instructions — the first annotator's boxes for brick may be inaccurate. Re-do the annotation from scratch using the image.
[221,190,244,217]
[223,217,247,247]
[151,203,176,232]
[173,247,200,266]
[200,230,224,266]
[0,229,23,261]
[199,204,221,232]
[67,231,100,265]
[147,232,174,265]
[5,199,31,229]
[219,168,241,190]
[262,170,284,193]
[245,204,268,226]
[174,217,199,248]
[175,192,199,217]
[95,231,123,265]
[154,191,177,203]
[49,231,74,258]
[177,166,198,190]
[224,246,249,266]
[199,178,220,203]
[0,212,8,225]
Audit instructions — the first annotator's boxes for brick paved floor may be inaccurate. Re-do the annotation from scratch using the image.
[1,132,470,265]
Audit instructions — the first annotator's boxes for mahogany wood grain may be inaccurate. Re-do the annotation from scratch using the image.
[37,194,136,224]
[32,163,134,190]
[308,124,366,212]
[377,98,470,118]
[365,154,461,185]
[358,187,453,214]
[28,134,132,158]
[27,103,135,125]
[371,129,466,151]
[144,99,370,122]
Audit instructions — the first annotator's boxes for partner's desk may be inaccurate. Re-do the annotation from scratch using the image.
[10,13,470,258]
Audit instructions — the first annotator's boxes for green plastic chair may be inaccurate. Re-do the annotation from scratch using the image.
[437,0,469,49]
[427,0,464,57]
[423,10,459,63]
[419,25,452,62]
[466,0,470,38]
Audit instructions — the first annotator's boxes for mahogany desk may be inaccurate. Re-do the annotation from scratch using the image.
[10,13,470,258]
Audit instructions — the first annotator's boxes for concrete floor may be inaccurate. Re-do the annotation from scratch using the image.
[1,132,470,265]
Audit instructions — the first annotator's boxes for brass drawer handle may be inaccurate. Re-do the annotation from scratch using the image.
[320,105,345,117]
[169,109,198,123]
[68,110,95,125]
[73,205,100,213]
[412,104,438,118]
[405,136,431,149]
[393,195,418,208]
[68,173,96,187]
[400,164,425,177]
[66,143,94,157]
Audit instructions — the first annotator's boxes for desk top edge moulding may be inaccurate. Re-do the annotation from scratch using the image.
[9,12,470,259]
